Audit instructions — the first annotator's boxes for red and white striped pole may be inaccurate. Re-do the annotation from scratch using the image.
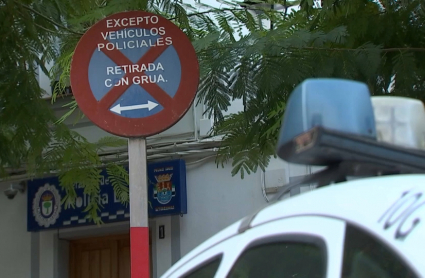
[128,138,150,278]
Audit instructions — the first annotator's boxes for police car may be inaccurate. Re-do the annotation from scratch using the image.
[162,79,425,278]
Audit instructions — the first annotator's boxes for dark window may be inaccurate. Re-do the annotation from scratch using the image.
[183,255,222,278]
[342,224,417,278]
[227,238,325,278]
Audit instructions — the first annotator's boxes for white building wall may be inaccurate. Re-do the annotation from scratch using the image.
[39,230,56,278]
[178,156,317,257]
[0,183,32,278]
[0,155,317,278]
[180,158,267,256]
[153,216,172,277]
[36,61,53,99]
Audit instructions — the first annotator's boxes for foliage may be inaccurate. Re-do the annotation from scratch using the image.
[0,0,57,176]
[106,163,130,206]
[50,0,304,182]
[32,0,425,182]
[32,125,127,223]
[196,0,425,177]
[0,0,130,223]
[3,0,425,225]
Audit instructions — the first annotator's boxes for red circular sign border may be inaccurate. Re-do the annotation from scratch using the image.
[70,11,200,137]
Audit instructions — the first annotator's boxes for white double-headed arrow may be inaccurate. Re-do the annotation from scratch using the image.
[110,101,159,114]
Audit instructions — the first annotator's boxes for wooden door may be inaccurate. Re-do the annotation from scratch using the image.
[69,234,130,278]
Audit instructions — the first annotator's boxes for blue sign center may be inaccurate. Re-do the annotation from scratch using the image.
[88,27,182,118]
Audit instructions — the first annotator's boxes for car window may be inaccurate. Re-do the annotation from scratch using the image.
[341,224,417,278]
[227,238,326,278]
[182,255,222,278]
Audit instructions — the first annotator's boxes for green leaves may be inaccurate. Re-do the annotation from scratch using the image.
[353,43,383,82]
[106,164,129,206]
[192,31,221,51]
[30,126,128,224]
[391,51,422,97]
[214,112,275,178]
[0,0,58,174]
[5,0,425,206]
[195,0,425,178]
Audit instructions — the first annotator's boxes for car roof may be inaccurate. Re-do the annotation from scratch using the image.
[163,174,425,277]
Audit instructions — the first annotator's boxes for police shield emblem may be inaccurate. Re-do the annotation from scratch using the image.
[154,174,175,204]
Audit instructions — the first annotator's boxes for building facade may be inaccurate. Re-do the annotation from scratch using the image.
[0,84,318,277]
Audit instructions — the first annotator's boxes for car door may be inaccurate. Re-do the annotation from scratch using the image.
[171,215,346,278]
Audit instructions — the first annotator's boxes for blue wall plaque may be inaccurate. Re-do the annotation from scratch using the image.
[27,159,187,232]
[147,159,187,217]
[27,169,129,232]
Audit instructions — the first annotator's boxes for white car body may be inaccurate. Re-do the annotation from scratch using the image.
[162,175,425,278]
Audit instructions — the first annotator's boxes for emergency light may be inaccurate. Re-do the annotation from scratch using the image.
[276,79,425,174]
[372,96,425,150]
[277,78,377,150]
[273,78,425,200]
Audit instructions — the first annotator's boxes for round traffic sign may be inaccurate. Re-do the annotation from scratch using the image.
[70,11,199,137]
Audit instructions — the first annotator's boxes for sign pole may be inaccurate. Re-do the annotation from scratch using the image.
[128,137,149,278]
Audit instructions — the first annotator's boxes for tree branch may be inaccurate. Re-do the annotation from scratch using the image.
[34,23,57,34]
[14,1,84,35]
[201,45,425,53]
[301,47,425,52]
[168,7,288,21]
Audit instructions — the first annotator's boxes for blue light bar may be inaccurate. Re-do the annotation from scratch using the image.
[277,78,376,158]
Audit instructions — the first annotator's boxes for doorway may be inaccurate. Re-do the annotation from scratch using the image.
[69,232,153,278]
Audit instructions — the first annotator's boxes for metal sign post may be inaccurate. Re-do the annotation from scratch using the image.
[128,138,149,277]
[70,10,199,278]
